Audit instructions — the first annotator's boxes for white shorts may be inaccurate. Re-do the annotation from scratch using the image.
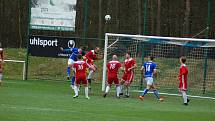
[68,59,75,65]
[145,77,153,85]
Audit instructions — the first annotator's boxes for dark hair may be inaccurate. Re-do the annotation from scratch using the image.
[77,54,82,59]
[126,52,131,56]
[149,56,154,61]
[180,56,186,63]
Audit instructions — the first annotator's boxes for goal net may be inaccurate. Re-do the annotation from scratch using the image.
[102,33,215,99]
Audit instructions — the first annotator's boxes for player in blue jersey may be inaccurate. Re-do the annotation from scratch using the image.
[60,47,82,88]
[139,56,163,101]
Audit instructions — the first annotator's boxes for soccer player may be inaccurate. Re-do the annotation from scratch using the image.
[0,47,3,86]
[85,47,100,88]
[178,56,190,105]
[139,56,163,101]
[72,54,95,99]
[60,47,82,88]
[120,52,137,98]
[103,55,122,98]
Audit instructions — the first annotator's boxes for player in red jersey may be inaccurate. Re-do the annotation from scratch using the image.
[103,55,122,98]
[72,54,95,99]
[0,47,4,86]
[84,47,100,88]
[120,52,137,98]
[178,56,190,105]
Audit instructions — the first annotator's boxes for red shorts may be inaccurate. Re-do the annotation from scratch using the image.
[122,72,134,85]
[75,75,88,85]
[107,75,119,85]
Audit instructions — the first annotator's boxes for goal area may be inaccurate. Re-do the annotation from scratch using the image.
[102,33,215,99]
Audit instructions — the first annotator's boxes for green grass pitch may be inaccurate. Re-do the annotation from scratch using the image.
[0,79,215,121]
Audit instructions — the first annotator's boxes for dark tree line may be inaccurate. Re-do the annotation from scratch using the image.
[0,0,214,48]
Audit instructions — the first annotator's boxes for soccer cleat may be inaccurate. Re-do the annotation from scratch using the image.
[187,99,190,103]
[158,97,164,102]
[184,103,188,106]
[73,95,78,98]
[119,93,123,96]
[139,96,144,101]
[86,97,90,99]
[67,76,70,80]
[103,93,107,98]
[124,95,130,98]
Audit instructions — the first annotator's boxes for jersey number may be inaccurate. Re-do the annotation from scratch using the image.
[78,65,83,70]
[110,64,116,69]
[146,65,151,72]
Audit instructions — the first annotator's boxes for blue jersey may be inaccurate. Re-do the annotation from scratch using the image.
[69,48,79,61]
[143,61,157,78]
[63,48,79,61]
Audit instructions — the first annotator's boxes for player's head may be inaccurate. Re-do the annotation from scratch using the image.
[148,56,154,61]
[180,56,186,64]
[94,47,100,54]
[125,52,131,59]
[77,54,83,60]
[112,55,118,61]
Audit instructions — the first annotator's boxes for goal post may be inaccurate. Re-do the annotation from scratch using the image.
[4,60,26,80]
[102,33,215,98]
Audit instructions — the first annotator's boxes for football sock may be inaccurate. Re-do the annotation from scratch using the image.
[141,88,149,96]
[71,76,75,85]
[74,85,78,96]
[116,86,120,97]
[181,91,188,103]
[85,87,89,97]
[67,67,71,77]
[126,87,130,96]
[105,86,110,93]
[153,90,160,99]
[119,85,123,93]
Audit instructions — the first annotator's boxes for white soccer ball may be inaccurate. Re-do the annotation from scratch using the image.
[105,15,111,21]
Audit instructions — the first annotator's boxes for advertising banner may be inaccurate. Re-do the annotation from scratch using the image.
[30,0,77,31]
[29,35,76,58]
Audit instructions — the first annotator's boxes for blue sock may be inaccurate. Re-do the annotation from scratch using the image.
[153,90,160,99]
[67,67,71,77]
[141,89,149,96]
[71,76,75,85]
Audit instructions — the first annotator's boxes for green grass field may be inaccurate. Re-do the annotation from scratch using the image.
[0,79,215,121]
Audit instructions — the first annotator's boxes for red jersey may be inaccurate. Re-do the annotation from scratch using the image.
[73,61,89,77]
[107,61,121,77]
[178,64,188,90]
[124,58,136,73]
[85,50,97,65]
